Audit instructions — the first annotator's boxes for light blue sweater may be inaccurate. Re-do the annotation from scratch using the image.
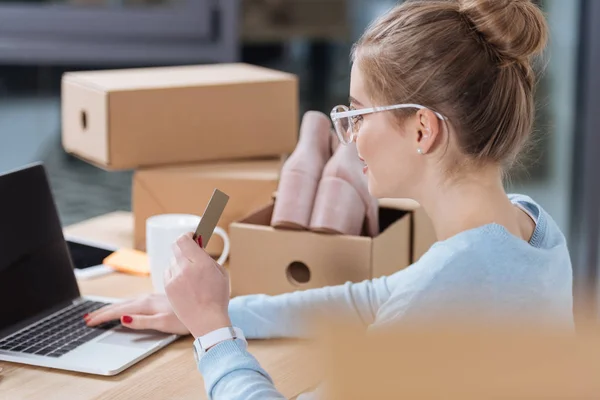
[198,194,574,399]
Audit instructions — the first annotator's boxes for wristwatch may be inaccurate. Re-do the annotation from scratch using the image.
[192,326,247,363]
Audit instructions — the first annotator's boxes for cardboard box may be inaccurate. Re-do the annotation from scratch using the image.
[228,199,420,297]
[412,206,437,261]
[379,198,437,262]
[133,158,282,257]
[62,63,298,170]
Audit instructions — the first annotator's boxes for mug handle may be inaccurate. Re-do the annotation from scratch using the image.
[213,227,230,265]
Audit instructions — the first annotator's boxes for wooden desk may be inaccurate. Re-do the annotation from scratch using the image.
[1,212,318,400]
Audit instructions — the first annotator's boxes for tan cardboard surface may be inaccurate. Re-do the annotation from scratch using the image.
[62,63,296,91]
[379,197,437,262]
[62,63,298,170]
[133,159,281,256]
[371,208,411,279]
[61,80,109,166]
[229,201,413,297]
[412,206,437,261]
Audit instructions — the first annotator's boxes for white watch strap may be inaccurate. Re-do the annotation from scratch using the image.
[197,326,246,353]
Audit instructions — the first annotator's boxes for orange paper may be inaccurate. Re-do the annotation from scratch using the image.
[103,248,150,276]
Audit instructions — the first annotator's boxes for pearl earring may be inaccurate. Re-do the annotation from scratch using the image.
[417,148,423,155]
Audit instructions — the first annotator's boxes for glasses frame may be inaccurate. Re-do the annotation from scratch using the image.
[330,103,447,144]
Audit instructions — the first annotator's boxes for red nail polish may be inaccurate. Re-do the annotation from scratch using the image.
[196,235,203,248]
[122,316,133,324]
[83,313,89,319]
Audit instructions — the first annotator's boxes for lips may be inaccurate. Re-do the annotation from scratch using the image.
[358,154,368,174]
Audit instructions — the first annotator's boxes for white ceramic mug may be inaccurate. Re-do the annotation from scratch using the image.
[146,214,230,293]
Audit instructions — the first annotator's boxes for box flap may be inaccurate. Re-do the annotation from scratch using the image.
[233,202,275,226]
[378,198,421,211]
[413,206,437,262]
[62,63,297,92]
[372,208,411,278]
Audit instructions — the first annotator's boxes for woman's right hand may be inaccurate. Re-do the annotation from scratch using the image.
[84,294,190,335]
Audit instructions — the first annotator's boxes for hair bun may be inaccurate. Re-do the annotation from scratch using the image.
[459,0,548,63]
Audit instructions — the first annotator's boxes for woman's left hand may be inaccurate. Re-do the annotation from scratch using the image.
[164,232,231,338]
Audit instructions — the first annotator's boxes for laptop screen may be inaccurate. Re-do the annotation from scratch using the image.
[0,164,80,334]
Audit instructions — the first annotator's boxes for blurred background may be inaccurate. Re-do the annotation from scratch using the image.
[0,0,598,318]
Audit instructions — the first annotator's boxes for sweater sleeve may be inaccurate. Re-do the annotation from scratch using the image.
[228,275,394,339]
[199,339,286,400]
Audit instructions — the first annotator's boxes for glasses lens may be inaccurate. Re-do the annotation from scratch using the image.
[332,105,351,143]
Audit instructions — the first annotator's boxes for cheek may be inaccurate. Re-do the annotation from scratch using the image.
[358,120,417,195]
[356,119,381,160]
[358,119,403,166]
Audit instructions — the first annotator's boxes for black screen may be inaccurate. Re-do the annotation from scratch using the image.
[67,240,114,270]
[0,164,80,333]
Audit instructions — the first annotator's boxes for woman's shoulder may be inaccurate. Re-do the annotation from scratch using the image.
[414,192,567,268]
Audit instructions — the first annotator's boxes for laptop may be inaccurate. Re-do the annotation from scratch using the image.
[0,163,178,376]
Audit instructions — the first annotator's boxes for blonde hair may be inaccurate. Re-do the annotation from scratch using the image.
[352,0,549,169]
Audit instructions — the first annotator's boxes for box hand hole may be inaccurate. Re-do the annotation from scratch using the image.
[81,110,88,131]
[286,261,310,285]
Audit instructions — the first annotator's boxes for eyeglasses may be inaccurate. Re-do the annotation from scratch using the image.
[329,103,447,145]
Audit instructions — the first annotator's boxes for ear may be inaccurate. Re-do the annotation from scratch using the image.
[415,109,442,155]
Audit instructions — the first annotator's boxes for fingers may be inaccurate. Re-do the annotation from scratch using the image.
[85,302,127,326]
[86,306,128,327]
[85,297,152,327]
[172,242,192,265]
[164,256,179,284]
[173,232,207,263]
[119,313,170,332]
[215,261,228,277]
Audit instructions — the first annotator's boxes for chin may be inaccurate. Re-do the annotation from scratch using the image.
[367,172,406,199]
[366,174,385,199]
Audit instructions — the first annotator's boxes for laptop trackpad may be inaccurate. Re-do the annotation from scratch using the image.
[98,327,168,349]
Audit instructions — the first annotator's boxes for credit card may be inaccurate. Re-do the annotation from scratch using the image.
[193,189,229,248]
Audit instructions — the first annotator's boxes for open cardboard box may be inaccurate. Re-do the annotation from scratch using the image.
[228,197,435,297]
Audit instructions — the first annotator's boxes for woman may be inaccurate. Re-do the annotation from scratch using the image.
[86,0,573,398]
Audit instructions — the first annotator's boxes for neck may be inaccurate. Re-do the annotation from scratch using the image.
[416,165,520,242]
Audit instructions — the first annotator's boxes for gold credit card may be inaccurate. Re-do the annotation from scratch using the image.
[193,189,229,248]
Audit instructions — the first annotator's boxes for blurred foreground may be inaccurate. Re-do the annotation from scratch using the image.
[296,310,600,399]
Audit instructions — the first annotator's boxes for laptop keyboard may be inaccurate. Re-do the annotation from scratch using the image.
[0,300,119,358]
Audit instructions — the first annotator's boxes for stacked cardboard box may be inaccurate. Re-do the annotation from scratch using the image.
[131,159,282,256]
[61,63,298,256]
